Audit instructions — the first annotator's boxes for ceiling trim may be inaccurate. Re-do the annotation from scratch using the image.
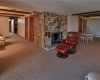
[78,14,100,17]
[0,15,20,18]
[0,9,31,14]
[73,10,100,15]
[0,13,24,16]
[72,10,100,17]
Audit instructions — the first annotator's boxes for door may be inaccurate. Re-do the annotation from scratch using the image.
[30,16,34,42]
[25,17,28,39]
[78,18,82,33]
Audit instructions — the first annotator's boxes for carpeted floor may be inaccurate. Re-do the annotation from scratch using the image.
[0,35,100,80]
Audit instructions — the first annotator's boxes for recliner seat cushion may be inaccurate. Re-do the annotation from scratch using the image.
[55,43,70,54]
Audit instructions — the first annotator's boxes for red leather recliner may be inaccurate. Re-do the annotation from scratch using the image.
[55,32,79,58]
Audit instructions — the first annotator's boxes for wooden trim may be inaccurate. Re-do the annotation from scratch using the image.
[0,9,31,14]
[73,10,100,15]
[0,15,20,18]
[0,13,24,16]
[72,10,100,17]
[78,14,100,17]
[5,37,10,38]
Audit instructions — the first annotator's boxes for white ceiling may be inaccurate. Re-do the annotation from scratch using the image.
[0,0,100,15]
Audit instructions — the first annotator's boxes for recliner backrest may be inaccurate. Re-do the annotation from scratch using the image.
[67,32,79,38]
[66,32,79,44]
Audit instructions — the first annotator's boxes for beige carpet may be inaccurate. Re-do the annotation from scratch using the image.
[0,35,100,80]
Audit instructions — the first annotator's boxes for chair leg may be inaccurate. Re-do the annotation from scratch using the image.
[91,39,93,43]
[86,38,89,44]
[83,38,85,43]
[93,39,95,43]
[82,39,84,43]
[92,38,95,43]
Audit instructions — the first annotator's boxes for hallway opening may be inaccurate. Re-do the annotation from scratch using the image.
[9,17,18,36]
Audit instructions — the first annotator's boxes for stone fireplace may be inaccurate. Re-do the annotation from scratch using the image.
[44,12,67,47]
[29,11,67,48]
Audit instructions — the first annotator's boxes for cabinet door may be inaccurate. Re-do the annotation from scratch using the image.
[25,17,28,39]
[30,16,34,42]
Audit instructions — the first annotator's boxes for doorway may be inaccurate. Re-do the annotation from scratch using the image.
[25,16,34,42]
[9,17,18,35]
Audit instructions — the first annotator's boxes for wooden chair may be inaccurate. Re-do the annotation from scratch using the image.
[86,34,95,43]
[79,34,86,43]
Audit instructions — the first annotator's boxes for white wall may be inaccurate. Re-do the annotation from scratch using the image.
[18,17,25,38]
[87,18,100,37]
[67,15,78,32]
[0,17,9,37]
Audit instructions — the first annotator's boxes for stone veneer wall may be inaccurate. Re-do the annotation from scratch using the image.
[44,12,67,32]
[32,12,67,47]
[33,13,44,47]
[44,12,67,46]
